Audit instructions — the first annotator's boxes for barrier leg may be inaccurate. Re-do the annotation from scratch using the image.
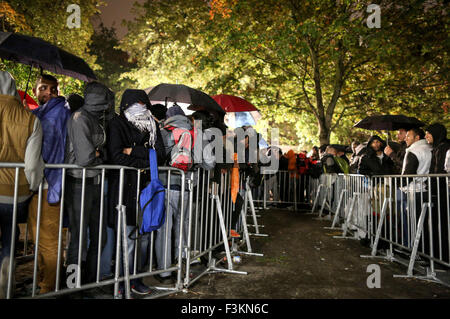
[209,184,247,276]
[233,190,264,257]
[120,205,131,299]
[333,195,359,240]
[246,181,268,238]
[314,186,333,220]
[360,198,395,261]
[393,202,450,287]
[324,189,346,229]
[310,184,323,214]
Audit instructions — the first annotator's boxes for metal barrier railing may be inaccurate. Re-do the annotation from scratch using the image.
[184,168,265,289]
[1,162,267,299]
[249,170,314,210]
[0,162,186,299]
[310,172,450,287]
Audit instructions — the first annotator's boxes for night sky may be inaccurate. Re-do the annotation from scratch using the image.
[98,0,146,39]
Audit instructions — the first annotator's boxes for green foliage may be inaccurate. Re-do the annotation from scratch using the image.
[4,0,445,149]
[89,23,137,103]
[1,0,102,98]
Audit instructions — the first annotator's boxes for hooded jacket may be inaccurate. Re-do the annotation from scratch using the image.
[106,89,166,227]
[358,135,394,176]
[65,82,114,178]
[426,123,450,174]
[32,96,71,204]
[350,143,367,174]
[159,114,199,188]
[0,71,44,203]
[401,139,432,192]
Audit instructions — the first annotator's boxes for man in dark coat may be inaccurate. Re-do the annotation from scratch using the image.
[425,123,450,264]
[358,135,394,176]
[106,89,166,295]
[426,123,450,174]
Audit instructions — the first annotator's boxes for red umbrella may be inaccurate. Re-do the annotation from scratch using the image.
[212,94,258,113]
[18,90,39,110]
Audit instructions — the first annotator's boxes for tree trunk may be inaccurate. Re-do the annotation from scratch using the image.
[318,118,331,145]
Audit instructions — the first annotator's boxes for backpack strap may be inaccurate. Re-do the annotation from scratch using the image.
[149,148,158,181]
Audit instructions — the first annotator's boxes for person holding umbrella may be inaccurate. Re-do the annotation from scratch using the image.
[354,114,425,174]
[384,128,408,174]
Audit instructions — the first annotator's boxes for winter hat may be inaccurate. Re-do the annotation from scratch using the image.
[166,104,185,118]
[148,103,167,121]
[425,123,448,146]
[120,89,150,114]
[67,93,84,113]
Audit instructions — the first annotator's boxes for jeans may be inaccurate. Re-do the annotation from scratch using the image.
[118,225,149,285]
[155,189,189,277]
[396,189,409,247]
[65,179,106,284]
[99,226,115,279]
[0,201,28,266]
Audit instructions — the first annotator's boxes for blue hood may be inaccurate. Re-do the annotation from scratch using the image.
[32,96,71,204]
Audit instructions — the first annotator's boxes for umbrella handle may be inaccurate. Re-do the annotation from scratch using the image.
[23,65,33,102]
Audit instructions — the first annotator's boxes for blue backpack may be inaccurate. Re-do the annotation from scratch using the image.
[139,148,166,234]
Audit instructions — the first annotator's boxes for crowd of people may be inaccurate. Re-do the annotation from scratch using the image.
[1,71,272,298]
[286,123,449,264]
[0,69,449,299]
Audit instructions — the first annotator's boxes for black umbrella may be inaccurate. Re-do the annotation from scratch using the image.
[354,115,425,131]
[147,83,225,116]
[0,31,96,82]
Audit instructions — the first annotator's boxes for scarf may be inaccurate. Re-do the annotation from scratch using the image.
[124,103,157,148]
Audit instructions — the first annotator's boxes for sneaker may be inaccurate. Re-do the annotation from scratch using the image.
[230,229,241,238]
[131,280,151,295]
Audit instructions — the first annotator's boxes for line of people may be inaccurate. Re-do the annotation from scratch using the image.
[0,71,253,298]
[307,125,449,264]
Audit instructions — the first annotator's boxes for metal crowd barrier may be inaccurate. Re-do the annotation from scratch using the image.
[249,170,314,210]
[0,162,267,299]
[184,168,265,289]
[310,172,450,287]
[0,163,187,299]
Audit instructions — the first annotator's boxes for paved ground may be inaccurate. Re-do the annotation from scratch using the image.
[13,206,450,300]
[168,207,450,299]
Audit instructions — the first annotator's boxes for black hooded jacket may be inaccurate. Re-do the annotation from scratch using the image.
[358,135,394,176]
[66,82,115,178]
[106,89,166,227]
[426,123,450,174]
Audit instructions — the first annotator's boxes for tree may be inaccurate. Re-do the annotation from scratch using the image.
[1,0,102,96]
[89,23,137,100]
[121,0,449,146]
